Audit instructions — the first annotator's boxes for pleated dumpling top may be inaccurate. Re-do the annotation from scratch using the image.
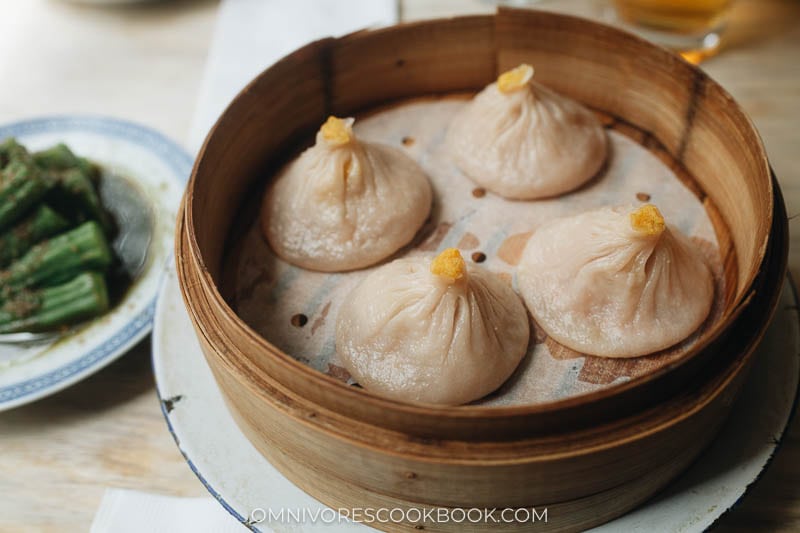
[518,205,714,357]
[336,249,530,405]
[261,116,432,272]
[446,64,608,200]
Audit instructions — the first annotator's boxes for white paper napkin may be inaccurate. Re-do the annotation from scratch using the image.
[94,0,396,530]
[91,489,244,533]
[188,0,398,151]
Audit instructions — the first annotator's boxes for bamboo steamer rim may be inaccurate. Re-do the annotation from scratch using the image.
[182,9,775,420]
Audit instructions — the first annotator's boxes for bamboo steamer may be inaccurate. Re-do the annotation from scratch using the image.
[177,8,787,531]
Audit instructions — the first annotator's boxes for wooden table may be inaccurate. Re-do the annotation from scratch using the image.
[0,0,797,531]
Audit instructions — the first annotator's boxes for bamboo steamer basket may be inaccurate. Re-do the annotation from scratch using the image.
[176,8,787,531]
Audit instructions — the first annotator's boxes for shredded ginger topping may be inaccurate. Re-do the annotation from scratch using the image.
[630,204,666,236]
[430,248,467,281]
[320,116,354,147]
[497,64,534,94]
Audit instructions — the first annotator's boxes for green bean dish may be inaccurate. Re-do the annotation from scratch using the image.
[0,138,126,333]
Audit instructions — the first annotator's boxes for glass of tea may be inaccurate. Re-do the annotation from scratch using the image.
[612,0,734,62]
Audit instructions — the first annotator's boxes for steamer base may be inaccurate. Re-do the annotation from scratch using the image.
[154,265,800,532]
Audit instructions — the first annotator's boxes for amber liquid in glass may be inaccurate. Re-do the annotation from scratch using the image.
[613,0,732,62]
[615,0,732,33]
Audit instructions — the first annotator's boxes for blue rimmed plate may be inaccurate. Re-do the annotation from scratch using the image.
[0,115,190,411]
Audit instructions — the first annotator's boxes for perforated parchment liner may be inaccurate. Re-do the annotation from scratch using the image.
[225,96,724,406]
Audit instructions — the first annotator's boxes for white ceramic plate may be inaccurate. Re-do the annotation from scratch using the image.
[0,116,189,411]
[153,263,800,532]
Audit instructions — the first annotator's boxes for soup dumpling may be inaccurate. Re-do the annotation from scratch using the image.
[261,116,432,272]
[445,64,608,200]
[336,248,530,405]
[518,205,713,358]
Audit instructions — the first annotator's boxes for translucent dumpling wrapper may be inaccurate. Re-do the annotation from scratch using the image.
[445,64,608,200]
[335,248,530,405]
[261,116,432,272]
[518,205,714,358]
